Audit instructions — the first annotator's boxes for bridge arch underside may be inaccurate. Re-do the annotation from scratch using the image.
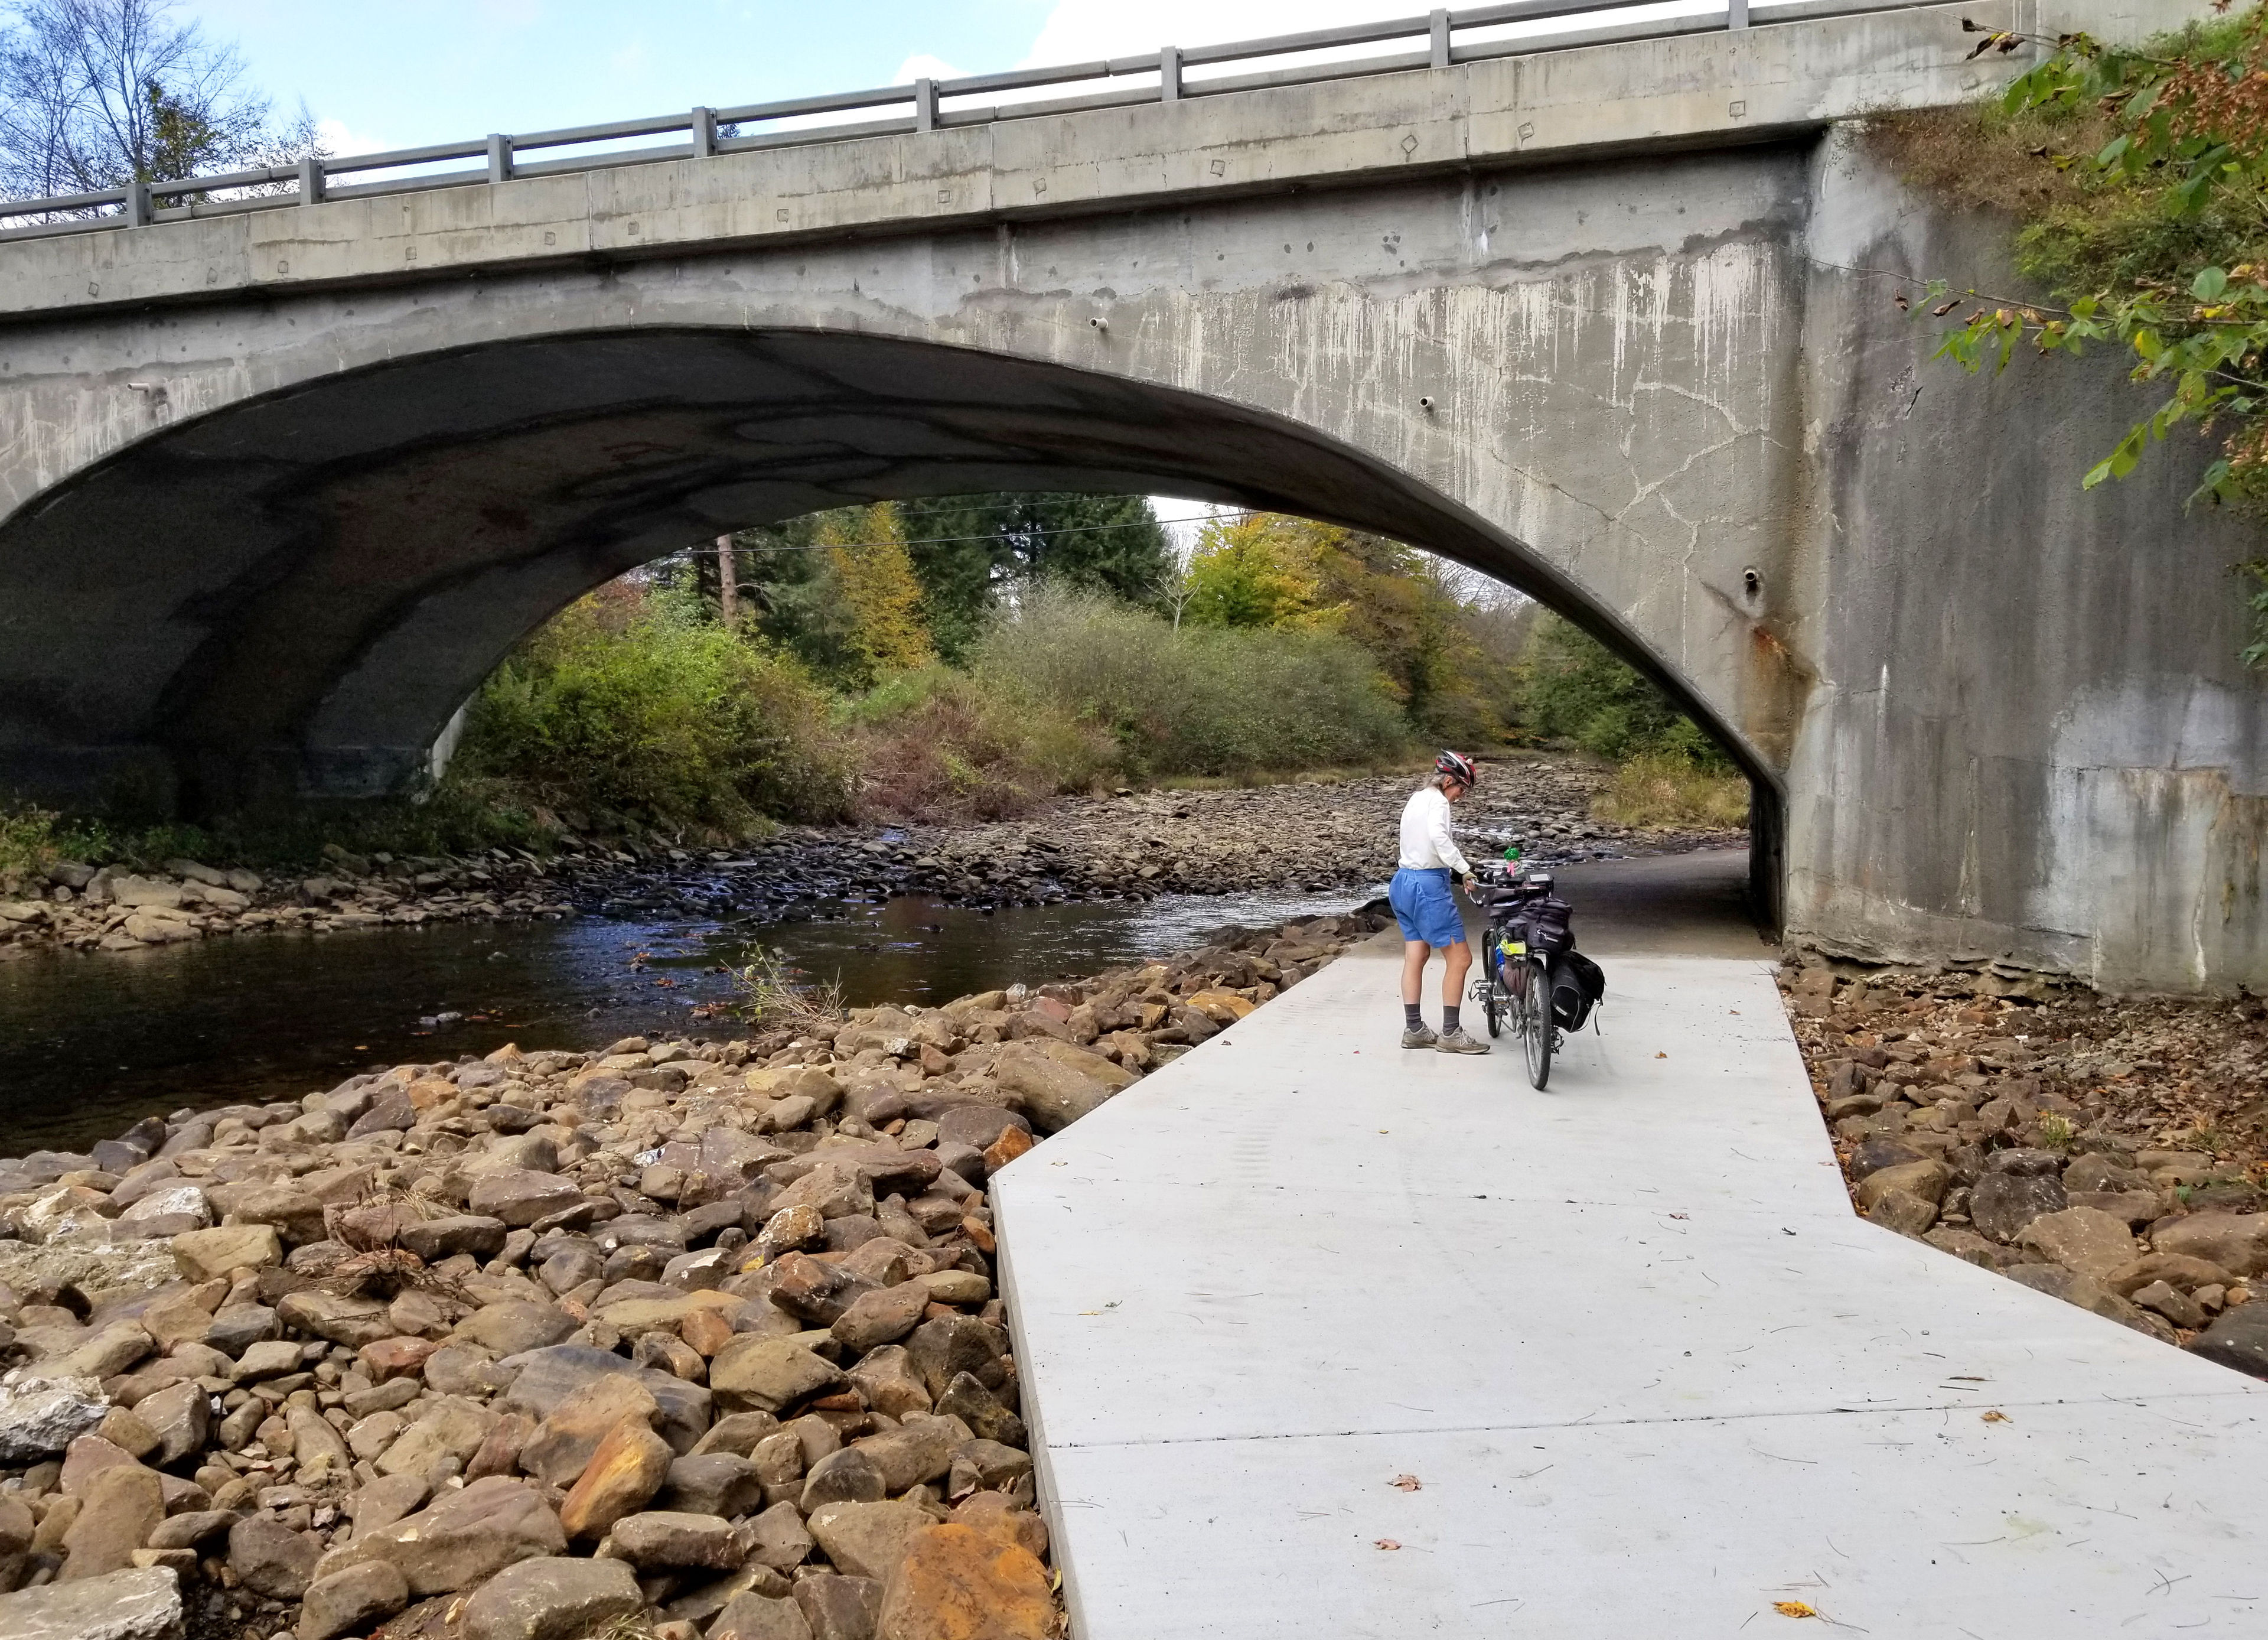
[0,327,1768,825]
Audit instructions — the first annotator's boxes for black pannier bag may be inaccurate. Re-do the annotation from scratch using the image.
[1515,895,1576,957]
[1551,950,1606,1031]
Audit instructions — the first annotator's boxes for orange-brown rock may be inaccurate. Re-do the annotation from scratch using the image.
[981,1127,1034,1173]
[557,1417,672,1540]
[875,1523,1054,1640]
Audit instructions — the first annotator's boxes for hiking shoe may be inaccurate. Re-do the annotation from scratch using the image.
[1400,1024,1439,1049]
[1435,1027,1491,1055]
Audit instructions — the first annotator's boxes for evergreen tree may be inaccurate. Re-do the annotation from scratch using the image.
[818,503,935,684]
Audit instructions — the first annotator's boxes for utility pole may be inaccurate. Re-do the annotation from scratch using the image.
[715,534,738,624]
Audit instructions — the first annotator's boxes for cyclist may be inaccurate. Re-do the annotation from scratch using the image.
[1391,751,1489,1054]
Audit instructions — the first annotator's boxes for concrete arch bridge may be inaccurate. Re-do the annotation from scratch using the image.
[0,0,2256,991]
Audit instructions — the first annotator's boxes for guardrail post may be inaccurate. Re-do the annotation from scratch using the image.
[1728,0,1749,27]
[124,180,151,227]
[1160,45,1182,102]
[914,77,937,133]
[691,106,717,159]
[298,156,325,206]
[1429,9,1451,67]
[487,133,513,184]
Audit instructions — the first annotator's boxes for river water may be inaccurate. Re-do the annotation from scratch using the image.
[0,882,1382,1151]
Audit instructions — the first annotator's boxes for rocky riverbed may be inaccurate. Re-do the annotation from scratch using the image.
[1783,957,2268,1378]
[0,907,1388,1640]
[0,757,1741,959]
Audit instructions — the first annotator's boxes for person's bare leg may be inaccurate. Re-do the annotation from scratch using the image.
[1435,939,1489,1051]
[1442,940,1471,1006]
[1402,941,1430,1006]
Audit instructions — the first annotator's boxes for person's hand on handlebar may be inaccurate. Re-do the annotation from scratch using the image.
[1461,873,1481,902]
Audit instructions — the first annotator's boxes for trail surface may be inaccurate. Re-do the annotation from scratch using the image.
[995,865,2268,1636]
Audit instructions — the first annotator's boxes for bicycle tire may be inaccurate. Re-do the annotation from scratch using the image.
[1482,936,1504,1038]
[1523,961,1553,1089]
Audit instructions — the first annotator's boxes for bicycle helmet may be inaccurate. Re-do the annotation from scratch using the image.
[1435,750,1478,788]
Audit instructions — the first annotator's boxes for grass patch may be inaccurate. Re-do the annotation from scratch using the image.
[1589,751,1750,830]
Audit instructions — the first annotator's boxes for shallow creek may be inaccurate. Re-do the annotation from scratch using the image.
[0,881,1380,1150]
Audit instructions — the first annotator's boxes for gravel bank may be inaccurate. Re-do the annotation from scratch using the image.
[0,907,1389,1640]
[1783,958,2268,1379]
[0,756,1744,959]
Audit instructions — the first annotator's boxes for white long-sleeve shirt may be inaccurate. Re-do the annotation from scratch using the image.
[1397,785,1472,875]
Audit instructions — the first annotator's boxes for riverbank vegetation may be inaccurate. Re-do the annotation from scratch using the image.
[1,496,1745,881]
[1866,5,2268,658]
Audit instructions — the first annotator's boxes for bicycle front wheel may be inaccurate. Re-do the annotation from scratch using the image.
[1523,962,1554,1089]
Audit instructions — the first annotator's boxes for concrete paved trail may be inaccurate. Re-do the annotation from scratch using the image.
[993,939,2268,1636]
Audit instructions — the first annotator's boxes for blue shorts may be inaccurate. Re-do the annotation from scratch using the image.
[1389,867,1466,949]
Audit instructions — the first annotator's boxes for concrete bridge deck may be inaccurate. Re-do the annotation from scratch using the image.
[992,936,2268,1635]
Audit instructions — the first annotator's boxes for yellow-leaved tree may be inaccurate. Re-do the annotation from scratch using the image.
[817,503,936,684]
[1182,514,1338,630]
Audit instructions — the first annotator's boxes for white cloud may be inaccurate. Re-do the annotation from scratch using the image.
[894,53,971,85]
[1019,0,1726,75]
[315,118,390,158]
[1023,0,1398,65]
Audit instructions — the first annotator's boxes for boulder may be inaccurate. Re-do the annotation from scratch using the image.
[274,1291,393,1349]
[852,1417,968,1493]
[521,1375,661,1487]
[316,1475,565,1596]
[297,1563,409,1640]
[657,1452,765,1518]
[169,1225,281,1281]
[602,1509,742,1570]
[831,1284,930,1353]
[2150,1211,2268,1277]
[2016,1208,2142,1281]
[875,1523,1055,1640]
[457,1556,643,1640]
[712,1590,817,1640]
[454,1301,577,1358]
[0,1564,185,1640]
[227,1515,320,1600]
[2187,1301,2268,1379]
[709,1338,848,1416]
[0,1373,109,1459]
[376,1397,495,1480]
[558,1418,673,1539]
[806,1500,933,1582]
[135,1381,210,1466]
[1969,1172,2067,1243]
[746,1499,817,1571]
[61,1462,164,1581]
[397,1216,509,1262]
[1854,1159,1947,1212]
[498,1346,712,1456]
[795,1573,883,1640]
[2103,1252,2240,1297]
[468,1170,586,1228]
[2003,1265,2157,1335]
[800,1447,887,1512]
[991,1044,1116,1134]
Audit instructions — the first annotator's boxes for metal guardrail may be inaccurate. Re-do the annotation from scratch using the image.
[0,0,1930,241]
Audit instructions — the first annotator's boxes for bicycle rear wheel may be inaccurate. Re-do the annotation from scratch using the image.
[1522,961,1554,1089]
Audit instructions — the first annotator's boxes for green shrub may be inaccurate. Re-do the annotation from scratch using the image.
[455,596,856,829]
[840,666,1117,822]
[976,587,1410,777]
[1589,751,1751,831]
[1518,613,1732,769]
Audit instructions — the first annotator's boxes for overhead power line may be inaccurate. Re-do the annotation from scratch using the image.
[650,508,1261,562]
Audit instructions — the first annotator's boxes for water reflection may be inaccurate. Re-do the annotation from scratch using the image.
[0,883,1379,1150]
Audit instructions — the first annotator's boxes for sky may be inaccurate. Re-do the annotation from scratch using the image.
[180,0,1433,157]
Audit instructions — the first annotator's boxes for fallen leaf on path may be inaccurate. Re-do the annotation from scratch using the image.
[1982,1410,2010,1423]
[1772,1602,1819,1619]
[1391,1475,1421,1491]
[1375,1539,1402,1551]
[1656,1051,1668,1059]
